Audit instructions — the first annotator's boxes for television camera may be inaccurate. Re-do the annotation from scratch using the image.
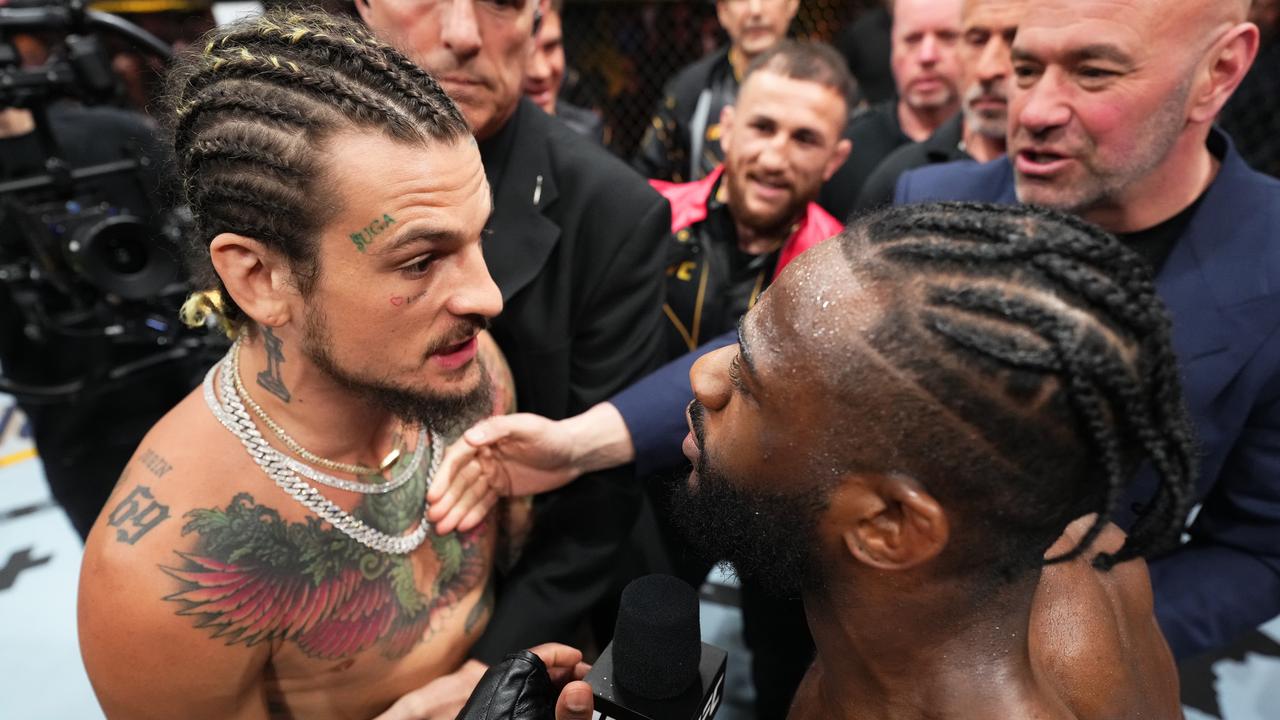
[0,0,217,403]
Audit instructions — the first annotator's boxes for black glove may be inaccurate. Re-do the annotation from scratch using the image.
[455,650,555,720]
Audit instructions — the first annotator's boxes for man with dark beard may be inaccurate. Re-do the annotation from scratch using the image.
[441,202,1194,718]
[676,210,1190,719]
[651,41,851,360]
[76,12,589,719]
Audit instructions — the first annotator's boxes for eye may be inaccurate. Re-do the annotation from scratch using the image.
[1012,62,1041,84]
[1079,67,1118,80]
[399,254,435,279]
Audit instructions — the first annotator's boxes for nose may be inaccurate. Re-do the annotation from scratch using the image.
[448,243,504,320]
[919,33,940,65]
[757,134,787,171]
[747,0,763,17]
[441,0,482,60]
[690,345,736,413]
[527,47,549,82]
[1014,69,1071,135]
[975,37,1010,83]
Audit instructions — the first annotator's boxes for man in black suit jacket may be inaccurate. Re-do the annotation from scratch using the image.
[355,0,669,712]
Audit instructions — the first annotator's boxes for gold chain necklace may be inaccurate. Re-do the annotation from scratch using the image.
[233,341,402,475]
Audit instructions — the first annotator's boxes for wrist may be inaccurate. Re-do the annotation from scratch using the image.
[563,402,635,477]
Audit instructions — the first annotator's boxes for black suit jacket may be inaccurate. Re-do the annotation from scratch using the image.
[835,5,894,105]
[473,98,670,661]
[817,100,912,222]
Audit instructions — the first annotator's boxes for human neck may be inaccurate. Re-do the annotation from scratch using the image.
[235,329,402,471]
[898,100,954,142]
[0,108,35,139]
[801,572,1054,720]
[734,216,794,256]
[1081,127,1218,235]
[962,122,1006,163]
[728,46,753,80]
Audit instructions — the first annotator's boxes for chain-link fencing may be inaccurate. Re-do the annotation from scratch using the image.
[560,0,880,160]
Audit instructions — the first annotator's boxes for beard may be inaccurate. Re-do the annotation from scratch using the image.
[299,307,493,438]
[724,163,807,239]
[962,81,1008,141]
[667,400,832,598]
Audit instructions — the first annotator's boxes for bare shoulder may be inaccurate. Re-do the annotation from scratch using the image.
[1030,517,1181,720]
[79,387,271,719]
[477,330,515,415]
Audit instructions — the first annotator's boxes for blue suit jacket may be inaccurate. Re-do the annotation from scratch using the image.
[895,129,1280,660]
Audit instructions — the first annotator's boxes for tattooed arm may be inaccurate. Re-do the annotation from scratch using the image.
[79,447,273,720]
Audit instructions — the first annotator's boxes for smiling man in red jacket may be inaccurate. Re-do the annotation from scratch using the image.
[652,40,852,362]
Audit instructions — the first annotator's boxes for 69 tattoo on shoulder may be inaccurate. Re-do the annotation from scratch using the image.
[106,469,172,546]
[159,449,491,660]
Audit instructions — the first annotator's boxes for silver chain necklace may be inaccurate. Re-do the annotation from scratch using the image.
[226,341,429,495]
[202,357,440,555]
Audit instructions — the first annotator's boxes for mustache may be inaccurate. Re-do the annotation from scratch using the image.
[964,80,1008,104]
[688,399,707,456]
[424,315,489,357]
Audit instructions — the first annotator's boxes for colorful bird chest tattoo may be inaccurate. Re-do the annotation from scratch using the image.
[160,453,488,660]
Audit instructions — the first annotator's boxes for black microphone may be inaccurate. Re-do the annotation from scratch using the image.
[585,574,728,720]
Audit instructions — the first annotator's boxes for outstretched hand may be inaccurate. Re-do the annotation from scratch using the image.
[427,413,584,534]
[428,403,636,535]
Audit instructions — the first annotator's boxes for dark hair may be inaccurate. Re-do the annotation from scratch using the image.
[835,202,1196,579]
[744,39,857,119]
[164,8,470,332]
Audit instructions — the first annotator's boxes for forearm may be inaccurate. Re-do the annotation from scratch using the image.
[558,402,635,478]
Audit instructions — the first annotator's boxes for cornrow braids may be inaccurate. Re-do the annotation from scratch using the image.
[841,202,1196,575]
[163,8,470,331]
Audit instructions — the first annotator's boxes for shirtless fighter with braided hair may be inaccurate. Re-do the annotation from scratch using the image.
[78,10,584,719]
[438,201,1196,718]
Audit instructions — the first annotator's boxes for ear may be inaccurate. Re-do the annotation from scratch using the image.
[209,233,298,329]
[1188,22,1260,124]
[353,0,373,23]
[718,104,736,155]
[834,474,948,571]
[823,137,853,182]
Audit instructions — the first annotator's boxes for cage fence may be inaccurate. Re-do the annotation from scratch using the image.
[560,0,879,159]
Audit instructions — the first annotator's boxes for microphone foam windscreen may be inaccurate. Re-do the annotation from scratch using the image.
[612,574,702,700]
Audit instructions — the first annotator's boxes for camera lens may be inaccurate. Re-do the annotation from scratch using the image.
[96,221,149,275]
[67,213,179,300]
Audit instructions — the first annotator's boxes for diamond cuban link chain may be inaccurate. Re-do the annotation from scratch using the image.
[202,355,442,555]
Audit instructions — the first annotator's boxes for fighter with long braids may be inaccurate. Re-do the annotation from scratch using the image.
[77,10,581,719]
[437,201,1195,718]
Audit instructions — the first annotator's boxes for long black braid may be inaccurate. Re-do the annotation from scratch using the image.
[842,202,1196,572]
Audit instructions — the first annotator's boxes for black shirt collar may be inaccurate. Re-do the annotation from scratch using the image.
[1117,132,1227,275]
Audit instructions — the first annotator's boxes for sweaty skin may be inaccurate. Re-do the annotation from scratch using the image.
[788,519,1180,719]
[741,241,1182,720]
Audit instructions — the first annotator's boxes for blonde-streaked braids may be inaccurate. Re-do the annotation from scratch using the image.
[165,8,470,334]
